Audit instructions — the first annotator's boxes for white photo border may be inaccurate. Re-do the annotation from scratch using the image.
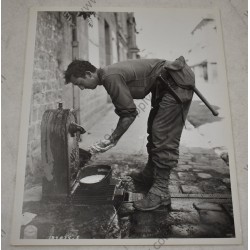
[11,6,242,246]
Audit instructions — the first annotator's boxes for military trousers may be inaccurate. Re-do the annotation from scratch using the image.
[146,83,193,197]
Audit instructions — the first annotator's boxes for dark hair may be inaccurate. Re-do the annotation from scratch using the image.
[64,60,97,84]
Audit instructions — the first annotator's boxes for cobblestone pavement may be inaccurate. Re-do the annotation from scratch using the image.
[22,105,235,239]
[22,146,234,239]
[88,145,234,239]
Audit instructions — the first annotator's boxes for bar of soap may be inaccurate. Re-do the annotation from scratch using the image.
[80,174,105,184]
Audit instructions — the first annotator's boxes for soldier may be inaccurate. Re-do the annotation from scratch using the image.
[64,56,194,211]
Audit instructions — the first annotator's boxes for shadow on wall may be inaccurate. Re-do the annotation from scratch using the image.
[187,100,222,128]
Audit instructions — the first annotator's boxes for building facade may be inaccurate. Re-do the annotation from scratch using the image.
[26,11,139,187]
[185,15,219,85]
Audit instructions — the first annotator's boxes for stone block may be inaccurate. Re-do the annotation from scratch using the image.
[45,91,56,103]
[169,225,189,237]
[178,160,187,165]
[167,211,200,225]
[170,172,179,180]
[171,200,197,212]
[33,93,45,105]
[193,155,210,164]
[53,81,62,92]
[175,165,193,171]
[169,224,223,238]
[33,69,46,81]
[118,203,135,217]
[31,139,40,153]
[177,172,196,181]
[216,185,229,192]
[181,185,203,194]
[168,224,197,237]
[33,83,43,94]
[169,185,181,194]
[35,123,41,139]
[57,90,62,100]
[38,105,47,121]
[48,71,56,80]
[201,182,229,194]
[193,202,223,211]
[32,108,38,123]
[197,173,212,179]
[45,82,52,91]
[181,153,193,158]
[169,180,182,186]
[193,164,229,175]
[120,216,131,239]
[211,159,227,168]
[45,104,54,110]
[44,27,53,39]
[131,211,163,238]
[199,210,231,225]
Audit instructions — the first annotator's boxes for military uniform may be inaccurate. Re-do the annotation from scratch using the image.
[97,57,194,210]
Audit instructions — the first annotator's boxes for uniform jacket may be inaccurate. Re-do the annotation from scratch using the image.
[97,59,166,117]
[97,57,195,118]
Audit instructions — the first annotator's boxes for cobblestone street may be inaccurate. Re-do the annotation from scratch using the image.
[77,102,235,238]
[23,102,235,239]
[86,145,234,238]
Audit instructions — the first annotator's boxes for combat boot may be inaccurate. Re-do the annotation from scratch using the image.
[133,192,171,211]
[133,167,171,211]
[129,160,154,187]
[129,172,153,187]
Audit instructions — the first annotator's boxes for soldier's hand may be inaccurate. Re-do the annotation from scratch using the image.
[89,139,115,154]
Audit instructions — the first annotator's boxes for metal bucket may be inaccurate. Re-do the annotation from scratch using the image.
[78,165,112,189]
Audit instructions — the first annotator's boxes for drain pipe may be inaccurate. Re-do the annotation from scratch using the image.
[71,13,81,124]
[114,13,120,62]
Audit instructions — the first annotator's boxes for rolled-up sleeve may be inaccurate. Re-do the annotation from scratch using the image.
[103,74,138,118]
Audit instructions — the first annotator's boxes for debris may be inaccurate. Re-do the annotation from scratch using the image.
[23,225,38,239]
[22,212,37,226]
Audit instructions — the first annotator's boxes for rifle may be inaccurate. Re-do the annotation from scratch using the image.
[158,75,219,117]
[192,86,219,116]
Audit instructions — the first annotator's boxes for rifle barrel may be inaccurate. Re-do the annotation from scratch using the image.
[193,87,219,116]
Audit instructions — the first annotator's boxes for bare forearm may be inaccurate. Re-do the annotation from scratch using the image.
[109,116,136,144]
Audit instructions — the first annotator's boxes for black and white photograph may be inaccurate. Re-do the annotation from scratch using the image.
[11,6,242,245]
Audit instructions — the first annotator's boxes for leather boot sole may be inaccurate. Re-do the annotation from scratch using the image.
[133,199,171,211]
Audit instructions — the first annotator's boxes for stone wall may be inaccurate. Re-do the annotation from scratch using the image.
[26,12,72,186]
[25,11,138,188]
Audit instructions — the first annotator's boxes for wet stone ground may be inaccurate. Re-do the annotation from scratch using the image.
[22,146,235,239]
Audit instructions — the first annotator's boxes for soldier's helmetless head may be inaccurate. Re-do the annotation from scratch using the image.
[64,60,99,90]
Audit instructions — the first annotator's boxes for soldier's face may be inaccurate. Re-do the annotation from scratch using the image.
[70,72,98,90]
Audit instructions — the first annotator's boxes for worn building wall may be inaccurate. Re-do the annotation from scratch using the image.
[116,13,129,61]
[79,12,136,129]
[25,11,139,187]
[185,16,219,85]
[100,12,118,65]
[98,12,118,105]
[26,12,73,187]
